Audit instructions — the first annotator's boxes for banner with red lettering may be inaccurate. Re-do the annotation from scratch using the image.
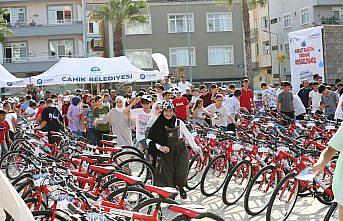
[288,26,324,92]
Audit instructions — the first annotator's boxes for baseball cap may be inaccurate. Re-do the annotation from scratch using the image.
[141,95,152,102]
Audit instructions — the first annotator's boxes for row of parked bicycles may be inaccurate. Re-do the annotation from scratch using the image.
[186,110,340,221]
[0,109,341,220]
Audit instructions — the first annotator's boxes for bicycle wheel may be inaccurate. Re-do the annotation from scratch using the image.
[16,178,34,200]
[186,154,209,190]
[200,155,232,196]
[107,186,154,211]
[266,172,300,221]
[244,165,279,216]
[133,198,178,221]
[118,158,154,185]
[0,150,29,180]
[31,211,70,221]
[102,177,127,195]
[222,160,252,206]
[11,173,33,187]
[113,151,144,165]
[171,212,224,221]
[324,202,338,221]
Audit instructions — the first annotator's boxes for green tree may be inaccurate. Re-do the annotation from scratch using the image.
[221,0,266,85]
[0,8,13,44]
[93,0,148,57]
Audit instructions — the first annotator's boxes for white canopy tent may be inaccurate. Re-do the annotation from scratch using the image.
[27,56,164,86]
[0,64,27,87]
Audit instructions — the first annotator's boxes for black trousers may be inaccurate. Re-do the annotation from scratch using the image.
[95,130,110,146]
[281,111,295,119]
[227,123,236,132]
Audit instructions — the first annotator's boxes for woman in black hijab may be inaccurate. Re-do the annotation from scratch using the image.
[147,100,201,199]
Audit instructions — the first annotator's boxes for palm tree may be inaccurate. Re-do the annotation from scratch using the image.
[93,0,148,57]
[222,0,266,85]
[0,8,13,44]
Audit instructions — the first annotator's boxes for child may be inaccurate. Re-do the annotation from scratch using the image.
[0,110,11,159]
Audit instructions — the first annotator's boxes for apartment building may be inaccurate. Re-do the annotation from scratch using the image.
[0,0,86,78]
[249,2,273,89]
[87,0,245,84]
[122,1,245,84]
[269,0,343,82]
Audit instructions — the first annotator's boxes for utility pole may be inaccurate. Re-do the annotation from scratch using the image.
[82,0,88,58]
[186,0,193,83]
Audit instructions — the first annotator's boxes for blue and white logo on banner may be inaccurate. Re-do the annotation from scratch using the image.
[6,82,13,86]
[37,79,43,85]
[90,66,101,73]
[140,74,146,80]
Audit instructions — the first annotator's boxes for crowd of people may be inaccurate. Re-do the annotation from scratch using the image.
[0,73,342,199]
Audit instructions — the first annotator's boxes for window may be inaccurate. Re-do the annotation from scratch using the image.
[285,43,290,55]
[270,18,278,24]
[48,5,72,24]
[272,45,278,51]
[283,14,291,28]
[300,8,310,24]
[49,39,74,57]
[3,8,26,25]
[263,41,270,55]
[169,47,196,67]
[125,49,153,69]
[88,21,100,34]
[207,13,232,32]
[208,46,234,65]
[4,42,27,63]
[261,16,269,29]
[125,15,152,35]
[256,43,259,55]
[168,14,194,33]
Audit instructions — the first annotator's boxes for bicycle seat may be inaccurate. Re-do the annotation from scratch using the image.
[102,134,118,140]
[97,146,122,154]
[115,172,142,185]
[168,204,207,218]
[49,131,62,136]
[89,165,116,175]
[99,140,117,147]
[81,154,112,161]
[145,185,178,199]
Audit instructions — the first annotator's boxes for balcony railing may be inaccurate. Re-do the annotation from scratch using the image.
[3,54,83,64]
[313,17,343,25]
[6,19,82,28]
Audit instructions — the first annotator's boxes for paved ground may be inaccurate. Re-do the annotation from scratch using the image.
[0,188,331,220]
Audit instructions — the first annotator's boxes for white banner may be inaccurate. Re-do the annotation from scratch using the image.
[289,26,325,92]
[30,72,164,86]
[152,53,169,76]
[26,56,164,86]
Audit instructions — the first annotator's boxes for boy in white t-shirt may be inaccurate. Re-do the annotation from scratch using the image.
[131,95,153,154]
[24,102,38,118]
[309,82,322,112]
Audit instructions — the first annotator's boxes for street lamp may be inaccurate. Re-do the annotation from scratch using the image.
[263,30,280,84]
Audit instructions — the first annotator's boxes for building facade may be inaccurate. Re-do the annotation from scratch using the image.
[0,0,86,78]
[0,0,245,85]
[268,0,343,83]
[121,1,245,84]
[249,2,273,89]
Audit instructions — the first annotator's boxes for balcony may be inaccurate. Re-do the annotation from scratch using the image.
[313,0,343,6]
[312,17,343,26]
[7,20,83,38]
[3,54,83,73]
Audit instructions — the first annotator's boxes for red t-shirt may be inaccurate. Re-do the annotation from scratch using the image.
[36,106,46,117]
[173,97,189,120]
[240,88,254,111]
[0,121,10,144]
